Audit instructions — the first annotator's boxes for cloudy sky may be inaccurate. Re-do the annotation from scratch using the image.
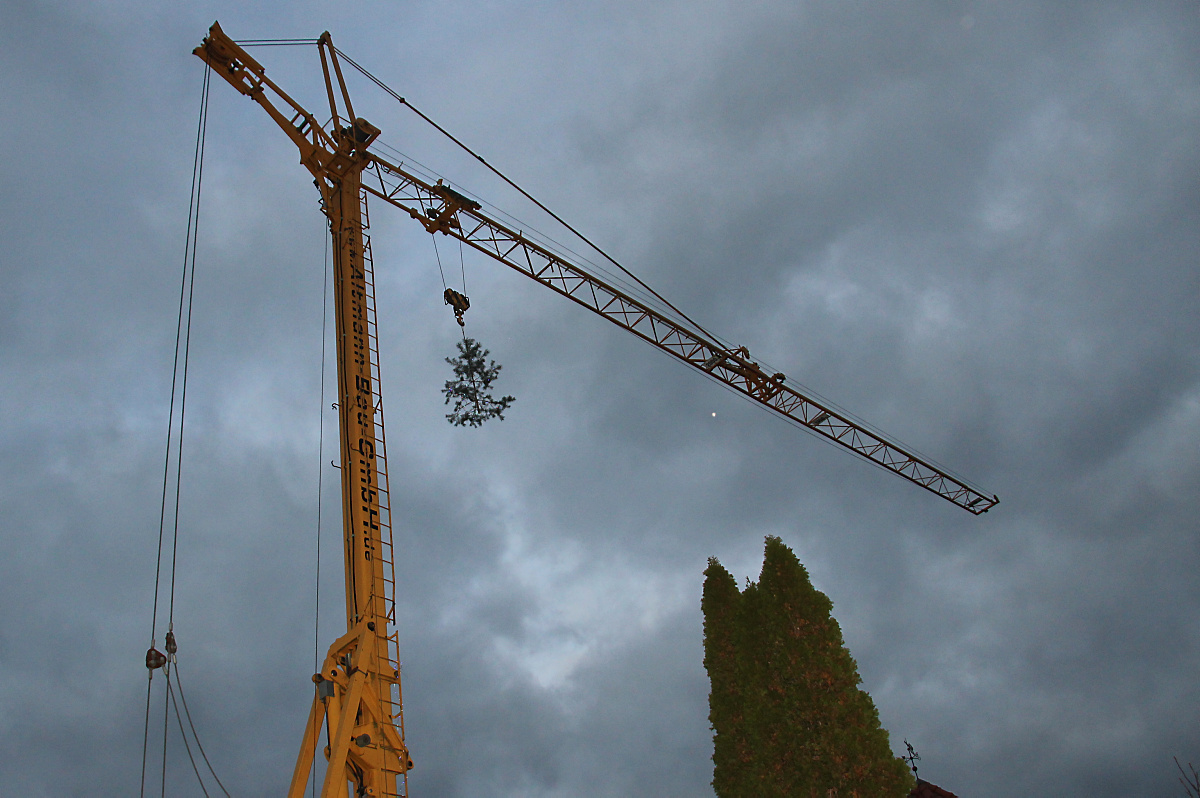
[2,1,1198,796]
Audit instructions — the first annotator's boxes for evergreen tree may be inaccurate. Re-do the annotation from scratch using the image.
[703,537,914,797]
[442,337,514,427]
[703,558,751,797]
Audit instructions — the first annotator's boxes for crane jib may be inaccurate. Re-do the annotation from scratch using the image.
[357,154,998,515]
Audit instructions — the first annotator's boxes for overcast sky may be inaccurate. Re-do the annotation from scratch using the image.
[1,1,1198,796]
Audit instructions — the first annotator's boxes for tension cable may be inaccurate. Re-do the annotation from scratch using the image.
[143,61,210,798]
[425,211,507,424]
[334,46,722,346]
[172,660,232,797]
[308,227,332,798]
[143,60,232,798]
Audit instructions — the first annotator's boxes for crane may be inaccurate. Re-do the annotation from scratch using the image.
[192,21,997,798]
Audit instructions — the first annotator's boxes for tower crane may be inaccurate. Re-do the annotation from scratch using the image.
[192,21,997,798]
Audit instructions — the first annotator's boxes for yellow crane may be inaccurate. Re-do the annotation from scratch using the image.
[191,21,996,798]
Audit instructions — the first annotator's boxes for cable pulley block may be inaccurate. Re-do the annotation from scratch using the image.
[146,647,168,670]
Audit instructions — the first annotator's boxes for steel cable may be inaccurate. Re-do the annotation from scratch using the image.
[160,63,208,794]
[145,57,238,798]
[165,666,210,798]
[142,61,210,798]
[166,47,210,638]
[329,40,988,500]
[172,661,232,797]
[311,227,332,798]
[332,46,725,347]
[236,38,319,47]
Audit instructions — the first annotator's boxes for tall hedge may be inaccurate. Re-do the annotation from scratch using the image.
[703,537,914,797]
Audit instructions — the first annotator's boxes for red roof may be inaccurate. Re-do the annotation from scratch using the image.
[909,779,959,798]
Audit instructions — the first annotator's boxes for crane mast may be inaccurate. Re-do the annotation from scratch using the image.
[195,25,409,798]
[193,20,997,798]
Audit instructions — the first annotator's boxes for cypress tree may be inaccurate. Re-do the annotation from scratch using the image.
[703,537,914,797]
[702,558,750,797]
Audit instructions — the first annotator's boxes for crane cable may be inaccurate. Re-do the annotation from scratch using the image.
[141,61,208,797]
[172,661,232,797]
[459,237,468,295]
[142,62,233,798]
[166,671,209,797]
[331,45,955,470]
[332,47,724,348]
[311,228,332,798]
[432,230,487,415]
[161,55,208,795]
[237,39,989,496]
[431,229,449,293]
[284,39,981,489]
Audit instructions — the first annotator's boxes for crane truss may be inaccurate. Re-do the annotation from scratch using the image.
[360,156,998,514]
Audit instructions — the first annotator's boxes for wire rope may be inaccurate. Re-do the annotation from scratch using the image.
[159,68,210,796]
[172,662,232,797]
[335,42,984,495]
[345,63,909,455]
[311,226,331,798]
[314,231,330,663]
[165,666,210,798]
[140,674,154,798]
[166,53,210,637]
[236,39,319,47]
[145,57,240,798]
[164,61,211,796]
[332,47,724,346]
[343,52,934,447]
[161,651,171,796]
[431,233,448,292]
[458,237,467,295]
[142,61,210,798]
[369,137,703,340]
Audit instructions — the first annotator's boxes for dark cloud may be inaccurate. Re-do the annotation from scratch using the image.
[1,1,1198,796]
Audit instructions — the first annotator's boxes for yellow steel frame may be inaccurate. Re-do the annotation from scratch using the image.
[194,23,408,798]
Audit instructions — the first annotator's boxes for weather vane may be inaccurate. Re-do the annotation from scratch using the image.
[903,739,921,780]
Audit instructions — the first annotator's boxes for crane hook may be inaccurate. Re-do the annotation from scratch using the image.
[444,287,470,327]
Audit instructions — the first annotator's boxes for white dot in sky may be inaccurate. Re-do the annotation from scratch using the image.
[711,412,717,417]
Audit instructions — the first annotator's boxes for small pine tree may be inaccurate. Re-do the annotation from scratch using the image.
[703,537,913,797]
[442,337,514,427]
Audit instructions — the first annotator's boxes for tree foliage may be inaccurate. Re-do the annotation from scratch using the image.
[442,337,514,427]
[703,537,914,797]
[704,558,751,797]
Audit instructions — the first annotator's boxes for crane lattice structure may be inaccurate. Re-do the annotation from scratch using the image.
[193,22,997,798]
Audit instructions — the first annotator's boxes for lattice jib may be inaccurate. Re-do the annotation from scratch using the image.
[360,151,996,515]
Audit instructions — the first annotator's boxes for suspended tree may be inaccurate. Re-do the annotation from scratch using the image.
[442,337,514,427]
[703,537,914,797]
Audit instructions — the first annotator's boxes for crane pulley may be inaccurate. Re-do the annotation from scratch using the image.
[193,20,997,798]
